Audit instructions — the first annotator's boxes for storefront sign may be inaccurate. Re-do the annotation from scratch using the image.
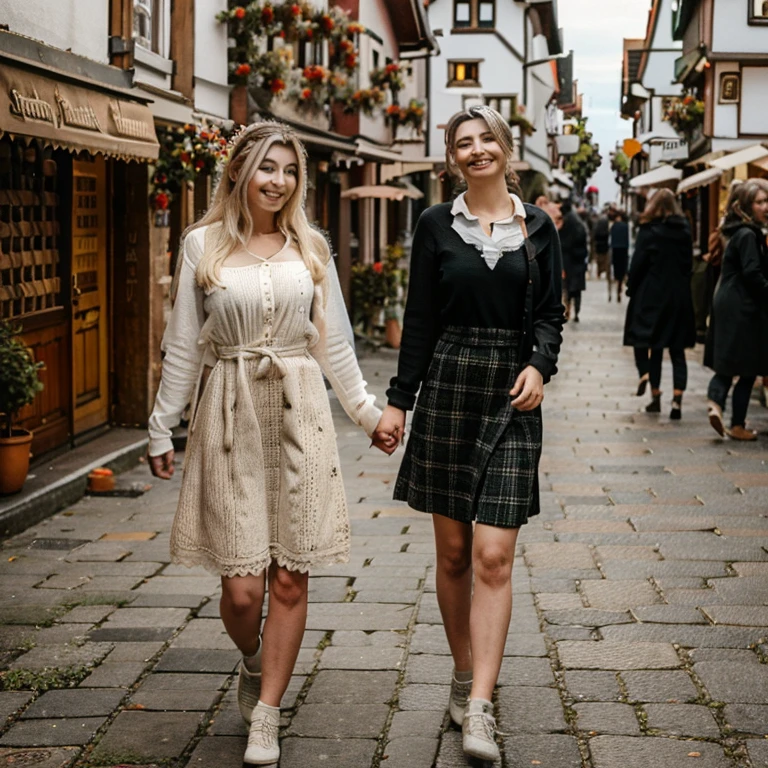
[660,138,689,161]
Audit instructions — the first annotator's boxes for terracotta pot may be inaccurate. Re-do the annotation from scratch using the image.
[385,317,402,349]
[0,429,33,495]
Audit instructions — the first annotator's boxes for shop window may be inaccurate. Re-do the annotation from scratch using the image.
[134,0,164,55]
[448,60,481,87]
[454,0,495,29]
[483,94,518,120]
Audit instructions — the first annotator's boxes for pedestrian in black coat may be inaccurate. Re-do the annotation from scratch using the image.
[704,181,768,440]
[559,201,588,322]
[610,212,630,302]
[623,189,696,419]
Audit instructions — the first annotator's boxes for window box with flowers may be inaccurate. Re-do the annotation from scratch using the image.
[663,94,705,140]
[343,87,385,116]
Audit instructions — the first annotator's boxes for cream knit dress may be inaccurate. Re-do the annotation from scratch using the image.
[147,226,382,577]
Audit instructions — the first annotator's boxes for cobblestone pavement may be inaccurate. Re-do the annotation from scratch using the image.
[1,281,767,768]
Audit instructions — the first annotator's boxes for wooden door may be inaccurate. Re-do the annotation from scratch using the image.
[71,156,109,435]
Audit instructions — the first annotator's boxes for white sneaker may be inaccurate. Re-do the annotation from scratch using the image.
[237,637,262,724]
[243,701,280,765]
[448,672,472,727]
[462,698,500,762]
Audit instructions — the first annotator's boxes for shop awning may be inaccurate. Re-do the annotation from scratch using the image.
[551,169,574,188]
[677,167,723,194]
[0,56,159,161]
[686,150,726,167]
[341,184,423,201]
[629,164,682,188]
[709,144,768,170]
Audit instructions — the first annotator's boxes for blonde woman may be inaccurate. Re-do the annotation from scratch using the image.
[376,106,565,761]
[147,122,393,765]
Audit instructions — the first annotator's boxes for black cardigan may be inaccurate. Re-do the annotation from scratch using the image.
[387,202,565,411]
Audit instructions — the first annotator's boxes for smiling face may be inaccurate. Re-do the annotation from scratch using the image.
[452,118,506,182]
[751,188,768,225]
[246,142,299,216]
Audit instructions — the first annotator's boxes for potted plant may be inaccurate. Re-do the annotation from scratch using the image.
[0,321,44,494]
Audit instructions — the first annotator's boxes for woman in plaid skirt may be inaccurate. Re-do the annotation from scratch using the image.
[375,106,564,761]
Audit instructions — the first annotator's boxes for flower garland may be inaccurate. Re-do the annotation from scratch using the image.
[150,122,233,214]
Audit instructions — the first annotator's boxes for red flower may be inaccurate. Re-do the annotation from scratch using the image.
[195,159,205,170]
[372,261,383,274]
[321,15,334,32]
[386,104,401,116]
[385,63,399,74]
[234,63,251,77]
[271,78,286,93]
[305,27,313,39]
[154,192,169,211]
[279,30,286,38]
[301,88,312,100]
[180,151,191,163]
[261,5,274,24]
[344,53,357,69]
[339,39,353,52]
[290,3,301,15]
[233,6,246,19]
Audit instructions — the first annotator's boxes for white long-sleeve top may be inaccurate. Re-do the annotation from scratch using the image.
[147,225,381,457]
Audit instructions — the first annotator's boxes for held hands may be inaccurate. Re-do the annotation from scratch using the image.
[509,365,544,411]
[148,450,175,480]
[371,405,406,455]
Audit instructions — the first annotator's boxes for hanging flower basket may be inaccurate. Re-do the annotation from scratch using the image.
[509,111,535,137]
[663,94,705,139]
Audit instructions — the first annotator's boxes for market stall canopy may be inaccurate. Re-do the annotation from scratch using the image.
[677,167,723,195]
[0,56,159,161]
[709,144,768,171]
[629,164,682,188]
[341,184,423,201]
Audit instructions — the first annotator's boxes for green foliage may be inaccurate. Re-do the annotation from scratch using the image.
[663,94,705,139]
[564,117,603,189]
[0,320,44,438]
[0,665,90,692]
[508,112,535,137]
[611,150,631,186]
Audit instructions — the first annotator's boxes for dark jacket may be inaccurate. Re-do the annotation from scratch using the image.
[594,215,610,253]
[559,210,589,293]
[610,220,629,249]
[704,222,768,377]
[623,216,696,350]
[387,203,565,410]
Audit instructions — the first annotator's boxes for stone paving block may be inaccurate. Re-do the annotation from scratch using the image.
[665,589,724,606]
[88,626,176,643]
[694,661,768,704]
[397,684,450,711]
[690,648,761,665]
[708,577,768,606]
[58,605,115,624]
[630,605,708,624]
[746,740,768,768]
[563,671,622,703]
[732,562,768,576]
[497,687,567,733]
[523,543,595,569]
[101,606,189,628]
[528,566,602,580]
[573,702,641,735]
[127,593,209,609]
[546,626,596,641]
[503,734,582,768]
[644,703,721,737]
[318,645,403,670]
[279,737,377,768]
[65,542,133,562]
[132,576,217,595]
[404,654,452,684]
[594,545,662,562]
[0,747,81,768]
[723,704,768,736]
[436,728,500,768]
[22,689,125,719]
[529,578,579,594]
[304,670,399,705]
[80,661,146,688]
[550,519,634,533]
[600,560,728,580]
[305,603,412,631]
[0,716,107,746]
[287,703,389,738]
[588,735,731,768]
[498,657,556,687]
[170,619,235,650]
[27,625,89,647]
[503,633,548,657]
[580,580,662,610]
[387,709,445,740]
[621,670,700,703]
[700,605,768,626]
[128,689,217,711]
[185,735,248,768]
[557,641,681,670]
[0,691,34,723]
[600,623,761,649]
[153,648,239,674]
[137,672,228,692]
[90,710,202,761]
[536,593,584,610]
[330,630,405,648]
[543,609,632,627]
[9,642,113,672]
[410,624,450,655]
[381,736,439,768]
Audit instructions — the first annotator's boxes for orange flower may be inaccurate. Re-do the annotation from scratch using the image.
[348,22,365,34]
[261,5,274,24]
[385,63,399,74]
[321,15,334,32]
[344,53,357,69]
[234,63,251,77]
[233,6,246,19]
[290,3,301,15]
[372,261,383,273]
[270,78,286,93]
[386,104,401,116]
[301,88,312,100]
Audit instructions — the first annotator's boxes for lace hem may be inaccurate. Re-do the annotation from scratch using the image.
[171,541,350,577]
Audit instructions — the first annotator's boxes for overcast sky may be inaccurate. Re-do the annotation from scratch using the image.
[558,0,653,205]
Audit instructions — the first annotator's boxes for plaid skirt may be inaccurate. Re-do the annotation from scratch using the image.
[394,326,542,528]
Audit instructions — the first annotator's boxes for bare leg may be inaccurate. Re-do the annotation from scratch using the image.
[259,563,309,707]
[469,524,520,701]
[432,515,473,672]
[220,574,266,657]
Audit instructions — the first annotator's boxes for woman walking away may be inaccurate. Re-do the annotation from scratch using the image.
[374,105,565,762]
[147,122,391,765]
[705,180,768,440]
[610,210,630,302]
[560,198,589,322]
[623,189,696,419]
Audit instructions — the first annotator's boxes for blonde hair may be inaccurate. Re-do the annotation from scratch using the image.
[188,121,330,291]
[444,105,523,198]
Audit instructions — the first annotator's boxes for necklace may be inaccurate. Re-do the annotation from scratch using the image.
[243,232,290,262]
